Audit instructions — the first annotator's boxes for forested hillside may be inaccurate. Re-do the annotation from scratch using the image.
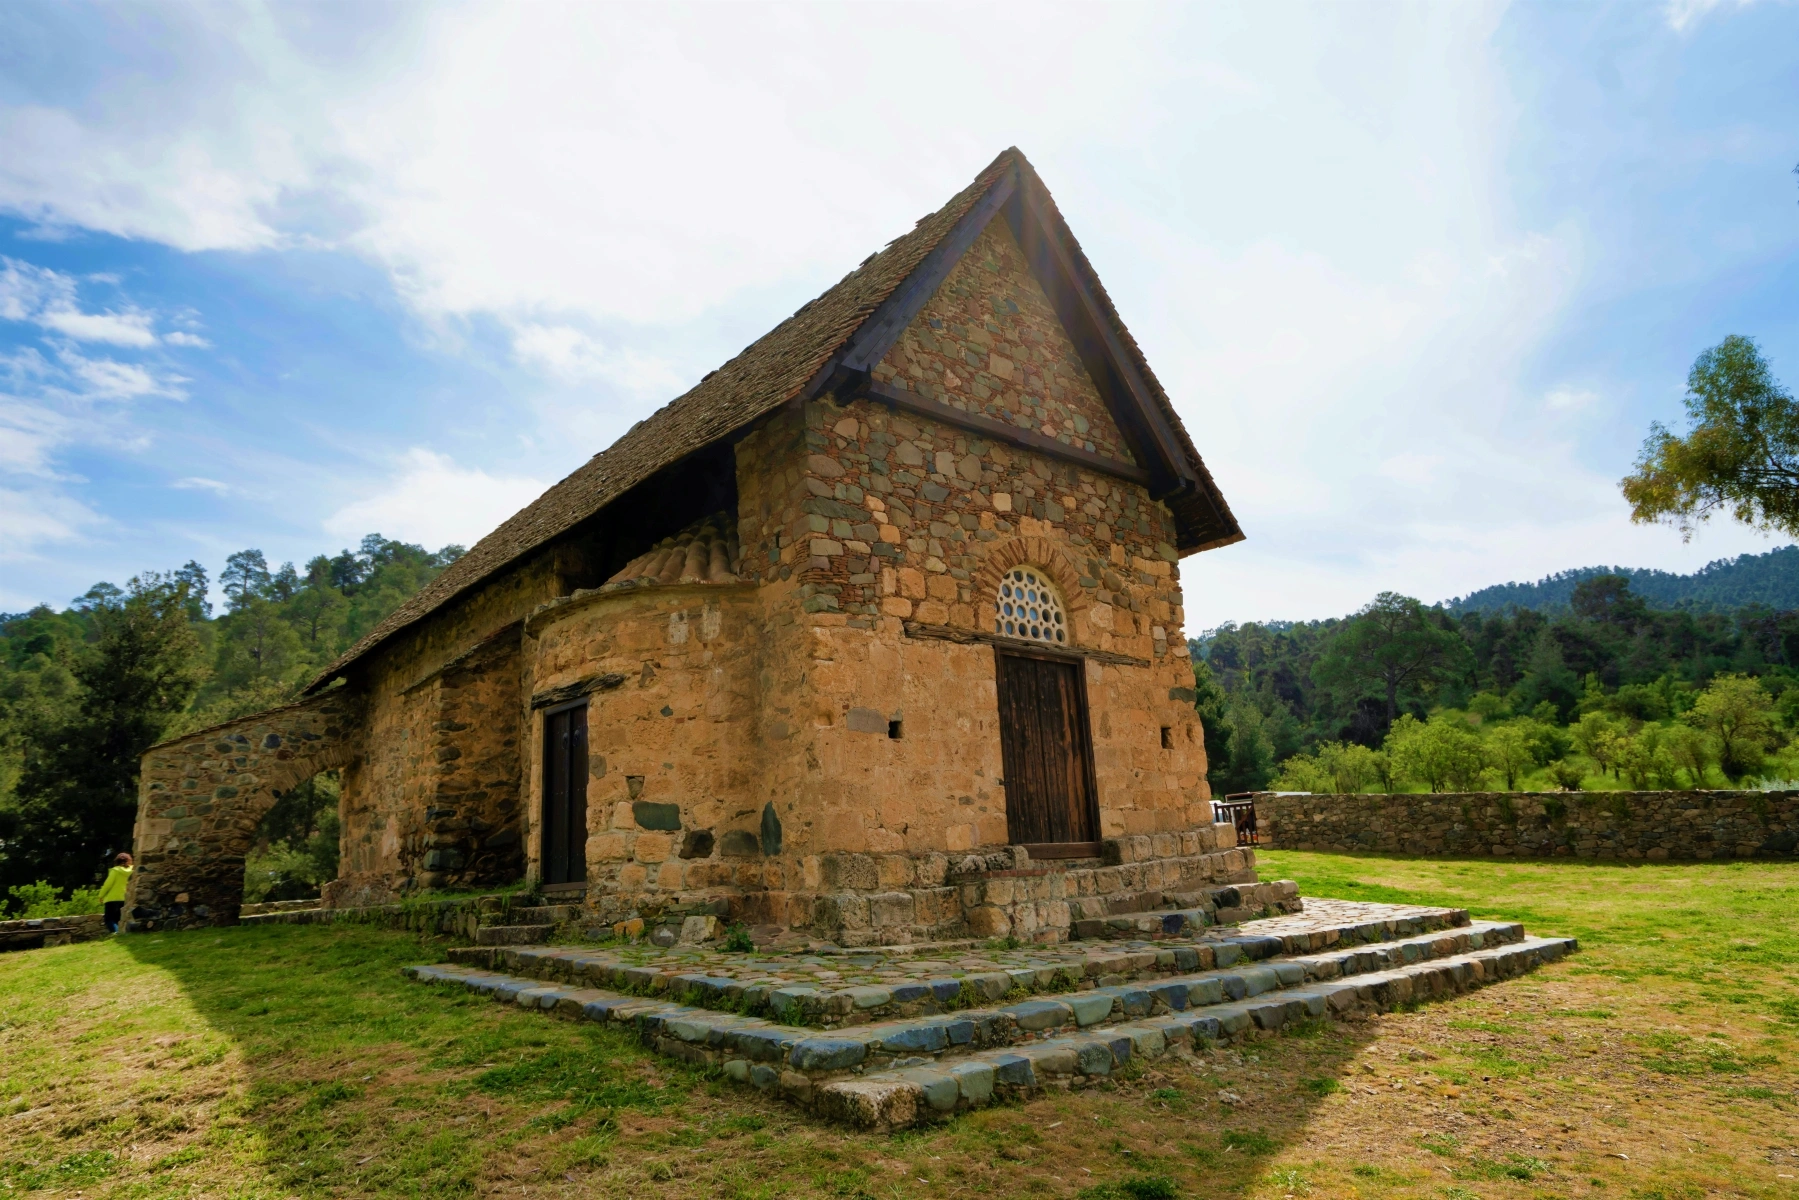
[1194,575,1799,798]
[0,535,460,910]
[1446,544,1799,613]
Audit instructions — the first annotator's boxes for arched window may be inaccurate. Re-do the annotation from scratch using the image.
[997,566,1068,645]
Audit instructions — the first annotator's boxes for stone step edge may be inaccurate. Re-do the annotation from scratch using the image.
[811,936,1579,1130]
[442,909,1492,1025]
[403,921,1530,1063]
[404,934,1575,1131]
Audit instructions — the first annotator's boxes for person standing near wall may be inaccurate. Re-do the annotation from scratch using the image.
[97,852,132,933]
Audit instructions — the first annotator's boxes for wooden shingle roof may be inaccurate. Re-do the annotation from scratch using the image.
[308,148,1240,692]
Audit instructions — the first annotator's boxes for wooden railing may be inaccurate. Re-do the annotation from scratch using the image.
[1214,796,1259,847]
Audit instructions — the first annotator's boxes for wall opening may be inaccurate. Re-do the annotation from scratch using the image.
[554,441,740,593]
[1160,727,1173,750]
[242,771,341,905]
[888,719,904,740]
[541,702,589,886]
[996,565,1069,645]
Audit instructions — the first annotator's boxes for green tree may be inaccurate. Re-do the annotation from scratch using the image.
[1571,711,1628,778]
[1386,714,1487,793]
[1513,633,1580,722]
[1485,723,1535,790]
[1,574,204,892]
[1615,726,1681,790]
[220,548,272,610]
[1270,741,1380,793]
[1191,658,1235,789]
[1314,592,1468,724]
[1622,336,1799,538]
[1684,673,1779,782]
[1213,696,1279,794]
[1662,723,1713,786]
[1570,574,1649,627]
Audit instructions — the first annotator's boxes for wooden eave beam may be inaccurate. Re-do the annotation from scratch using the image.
[1003,183,1204,503]
[804,169,1019,399]
[860,379,1151,485]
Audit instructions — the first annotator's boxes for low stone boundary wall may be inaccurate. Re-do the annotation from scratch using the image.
[1255,790,1799,860]
[0,913,108,952]
[236,892,530,940]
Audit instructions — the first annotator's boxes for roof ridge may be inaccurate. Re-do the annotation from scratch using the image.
[306,149,1024,691]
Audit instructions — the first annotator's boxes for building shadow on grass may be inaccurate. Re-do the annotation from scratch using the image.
[120,922,1410,1199]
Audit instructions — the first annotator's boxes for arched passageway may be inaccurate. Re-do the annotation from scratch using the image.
[127,690,363,929]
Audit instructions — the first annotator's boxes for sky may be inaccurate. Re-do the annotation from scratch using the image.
[1,1,1796,631]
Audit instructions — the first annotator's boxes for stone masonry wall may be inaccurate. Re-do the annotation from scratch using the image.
[524,582,774,922]
[522,569,1225,943]
[1257,790,1799,860]
[128,689,364,928]
[332,552,558,906]
[733,216,1187,662]
[876,217,1137,467]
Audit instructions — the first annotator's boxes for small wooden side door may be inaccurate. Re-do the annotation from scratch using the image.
[994,647,1100,852]
[541,703,588,885]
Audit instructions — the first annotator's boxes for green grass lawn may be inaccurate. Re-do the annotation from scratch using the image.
[1,854,1795,1199]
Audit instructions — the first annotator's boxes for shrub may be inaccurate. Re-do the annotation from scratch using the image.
[3,881,103,918]
[1271,741,1384,793]
[1545,759,1585,791]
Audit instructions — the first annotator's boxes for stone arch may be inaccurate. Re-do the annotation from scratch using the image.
[127,689,365,929]
[971,536,1092,645]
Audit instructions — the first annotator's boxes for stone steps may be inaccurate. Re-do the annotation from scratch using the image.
[445,903,1480,1028]
[402,901,1574,1128]
[476,924,554,945]
[816,936,1576,1129]
[412,919,1522,1054]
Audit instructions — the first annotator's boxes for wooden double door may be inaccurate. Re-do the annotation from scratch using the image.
[541,702,588,885]
[994,647,1100,854]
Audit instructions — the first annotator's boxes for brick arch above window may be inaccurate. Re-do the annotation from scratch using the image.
[972,537,1090,646]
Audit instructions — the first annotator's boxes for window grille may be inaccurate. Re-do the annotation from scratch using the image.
[997,566,1069,645]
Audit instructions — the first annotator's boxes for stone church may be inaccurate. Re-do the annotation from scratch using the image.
[128,148,1256,945]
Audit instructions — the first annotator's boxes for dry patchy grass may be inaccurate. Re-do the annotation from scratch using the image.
[1,853,1795,1199]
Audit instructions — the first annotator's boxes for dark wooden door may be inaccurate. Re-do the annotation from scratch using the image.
[542,703,588,884]
[994,648,1099,850]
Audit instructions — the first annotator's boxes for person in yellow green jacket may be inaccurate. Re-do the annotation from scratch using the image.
[97,852,132,933]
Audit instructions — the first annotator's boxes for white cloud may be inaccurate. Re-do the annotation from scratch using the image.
[36,307,158,347]
[62,352,181,400]
[509,324,686,395]
[0,398,70,476]
[0,485,101,561]
[1,3,1791,621]
[1664,0,1760,32]
[0,256,164,345]
[324,448,544,550]
[1545,385,1601,411]
[172,476,230,494]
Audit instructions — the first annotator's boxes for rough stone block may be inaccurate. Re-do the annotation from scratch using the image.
[869,892,915,929]
[791,1038,868,1072]
[967,906,1011,938]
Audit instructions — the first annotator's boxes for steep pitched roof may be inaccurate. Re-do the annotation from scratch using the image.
[308,148,1240,692]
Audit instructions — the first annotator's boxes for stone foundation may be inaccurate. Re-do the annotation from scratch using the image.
[580,820,1282,947]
